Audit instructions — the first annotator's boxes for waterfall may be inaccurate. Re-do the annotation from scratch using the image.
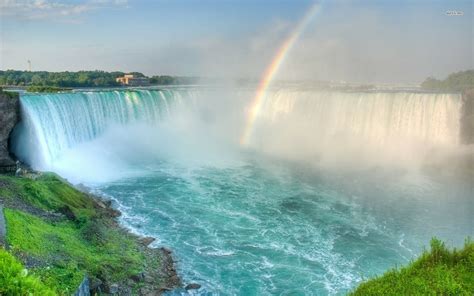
[12,89,197,170]
[12,87,463,173]
[248,89,462,165]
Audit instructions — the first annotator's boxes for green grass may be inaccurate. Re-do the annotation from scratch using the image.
[25,85,72,93]
[0,248,56,295]
[351,238,474,296]
[0,174,146,294]
[1,173,96,222]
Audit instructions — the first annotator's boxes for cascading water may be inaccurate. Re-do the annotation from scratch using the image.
[248,90,462,166]
[12,89,196,171]
[11,87,472,295]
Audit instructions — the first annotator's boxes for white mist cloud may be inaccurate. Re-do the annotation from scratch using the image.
[0,0,128,20]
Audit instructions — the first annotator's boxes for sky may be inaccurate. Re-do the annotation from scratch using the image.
[0,0,472,84]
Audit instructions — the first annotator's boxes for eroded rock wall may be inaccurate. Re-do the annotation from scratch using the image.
[0,90,20,172]
[461,89,474,144]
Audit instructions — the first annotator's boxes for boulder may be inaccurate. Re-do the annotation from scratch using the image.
[185,283,202,290]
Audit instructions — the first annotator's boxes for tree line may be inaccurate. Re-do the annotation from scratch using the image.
[0,70,198,87]
[421,70,473,92]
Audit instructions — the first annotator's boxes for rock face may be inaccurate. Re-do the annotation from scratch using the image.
[461,89,474,144]
[0,90,20,172]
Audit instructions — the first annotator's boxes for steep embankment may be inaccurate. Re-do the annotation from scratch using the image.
[0,173,180,295]
[0,90,20,172]
[461,89,474,144]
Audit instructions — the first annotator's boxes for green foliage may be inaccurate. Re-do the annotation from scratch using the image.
[351,238,474,296]
[150,75,199,85]
[0,87,19,99]
[0,70,196,87]
[0,248,56,295]
[0,70,127,87]
[421,70,474,91]
[0,174,145,293]
[2,173,96,222]
[26,85,71,93]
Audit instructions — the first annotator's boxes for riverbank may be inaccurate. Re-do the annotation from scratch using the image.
[0,171,181,295]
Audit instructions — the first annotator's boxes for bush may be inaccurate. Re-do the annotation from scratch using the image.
[421,70,474,92]
[0,248,56,295]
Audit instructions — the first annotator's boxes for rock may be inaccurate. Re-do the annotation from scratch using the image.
[0,90,20,173]
[130,272,145,282]
[159,287,173,293]
[89,278,103,294]
[185,283,201,290]
[58,205,77,222]
[160,247,172,255]
[461,89,474,144]
[94,200,107,209]
[139,236,155,246]
[108,283,119,294]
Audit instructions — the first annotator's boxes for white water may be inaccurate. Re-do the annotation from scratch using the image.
[13,88,462,176]
[10,87,471,295]
[250,90,462,167]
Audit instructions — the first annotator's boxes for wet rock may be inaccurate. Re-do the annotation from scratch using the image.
[160,247,172,255]
[130,272,145,282]
[185,283,202,290]
[89,278,103,294]
[0,90,20,173]
[139,236,155,246]
[108,283,119,294]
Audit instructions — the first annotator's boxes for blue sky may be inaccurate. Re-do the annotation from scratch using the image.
[1,0,472,83]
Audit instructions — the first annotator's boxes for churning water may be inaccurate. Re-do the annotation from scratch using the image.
[12,88,473,295]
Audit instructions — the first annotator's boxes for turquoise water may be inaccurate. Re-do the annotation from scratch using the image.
[14,88,472,295]
[92,158,472,295]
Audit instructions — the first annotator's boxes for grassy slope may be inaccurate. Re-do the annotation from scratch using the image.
[0,173,147,294]
[351,238,474,295]
[0,247,55,295]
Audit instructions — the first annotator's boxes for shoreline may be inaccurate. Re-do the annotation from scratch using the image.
[0,169,186,295]
[73,181,185,294]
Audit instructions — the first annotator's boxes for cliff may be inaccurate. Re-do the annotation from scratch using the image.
[0,90,20,172]
[461,89,474,144]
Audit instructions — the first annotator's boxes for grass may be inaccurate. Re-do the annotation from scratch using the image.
[351,238,474,296]
[0,247,56,295]
[25,85,72,93]
[0,173,146,294]
[1,173,472,294]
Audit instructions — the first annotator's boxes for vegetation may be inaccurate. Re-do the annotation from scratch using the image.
[0,70,198,87]
[0,248,56,295]
[0,87,19,99]
[0,173,147,293]
[421,70,474,92]
[150,75,199,85]
[26,85,72,93]
[351,238,474,296]
[0,70,126,87]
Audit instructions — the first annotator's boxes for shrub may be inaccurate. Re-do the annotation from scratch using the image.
[0,248,56,295]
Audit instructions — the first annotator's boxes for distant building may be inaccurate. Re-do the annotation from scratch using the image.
[116,74,150,86]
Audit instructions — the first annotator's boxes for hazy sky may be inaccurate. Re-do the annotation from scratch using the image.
[1,0,472,83]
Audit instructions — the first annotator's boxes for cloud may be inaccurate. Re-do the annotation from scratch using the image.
[0,0,128,20]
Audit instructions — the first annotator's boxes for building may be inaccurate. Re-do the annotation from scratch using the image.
[116,74,150,86]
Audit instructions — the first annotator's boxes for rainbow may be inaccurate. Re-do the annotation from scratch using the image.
[240,2,322,146]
